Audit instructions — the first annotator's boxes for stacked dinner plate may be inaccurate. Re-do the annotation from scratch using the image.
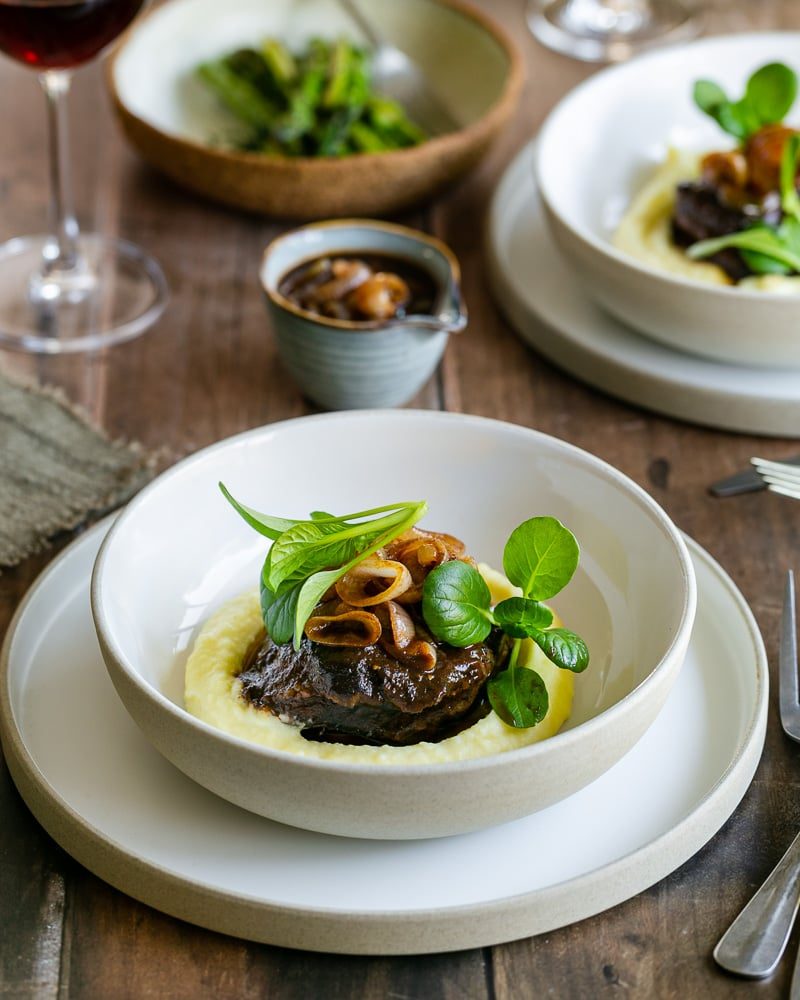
[487,32,800,438]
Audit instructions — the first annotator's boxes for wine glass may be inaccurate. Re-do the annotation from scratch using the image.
[527,0,700,63]
[0,0,166,354]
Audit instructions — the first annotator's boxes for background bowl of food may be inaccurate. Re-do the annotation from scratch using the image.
[536,32,800,369]
[108,0,523,218]
[260,219,466,409]
[91,410,696,840]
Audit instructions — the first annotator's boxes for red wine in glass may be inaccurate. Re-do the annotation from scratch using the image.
[0,0,144,70]
[0,0,166,353]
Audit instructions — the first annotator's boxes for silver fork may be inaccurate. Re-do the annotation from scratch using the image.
[714,571,800,986]
[334,0,461,136]
[751,457,800,500]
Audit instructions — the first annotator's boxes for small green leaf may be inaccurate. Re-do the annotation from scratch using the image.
[693,63,798,140]
[740,248,791,275]
[693,78,728,115]
[488,667,549,728]
[421,560,493,647]
[688,225,800,273]
[502,516,580,601]
[493,597,553,638]
[290,506,426,648]
[219,482,299,540]
[746,62,798,125]
[530,627,590,673]
[781,133,800,222]
[260,578,300,645]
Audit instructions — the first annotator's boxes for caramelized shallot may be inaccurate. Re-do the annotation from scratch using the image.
[335,556,412,607]
[305,610,382,647]
[374,601,416,649]
[347,272,411,320]
[381,638,438,671]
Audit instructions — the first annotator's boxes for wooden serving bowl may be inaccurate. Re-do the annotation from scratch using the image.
[107,0,523,219]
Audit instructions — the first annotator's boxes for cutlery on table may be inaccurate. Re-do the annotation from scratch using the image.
[751,458,800,500]
[714,572,800,983]
[709,455,800,497]
[335,0,460,136]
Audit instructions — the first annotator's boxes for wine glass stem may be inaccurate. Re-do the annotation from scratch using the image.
[40,69,80,275]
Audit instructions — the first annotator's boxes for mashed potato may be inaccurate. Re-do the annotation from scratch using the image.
[184,564,574,764]
[613,148,800,293]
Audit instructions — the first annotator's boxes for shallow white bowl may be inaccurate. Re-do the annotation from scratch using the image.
[91,411,696,840]
[536,32,800,369]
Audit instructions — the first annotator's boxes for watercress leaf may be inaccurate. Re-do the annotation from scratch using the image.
[693,78,728,116]
[260,578,300,645]
[310,510,334,520]
[712,101,751,141]
[746,62,798,125]
[493,597,553,638]
[487,667,549,729]
[502,516,580,601]
[530,627,590,673]
[421,560,493,647]
[219,482,299,540]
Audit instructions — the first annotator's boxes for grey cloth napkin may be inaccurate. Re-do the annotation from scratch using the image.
[0,371,155,568]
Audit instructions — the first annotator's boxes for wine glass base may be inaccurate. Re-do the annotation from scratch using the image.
[528,0,700,63]
[0,233,168,354]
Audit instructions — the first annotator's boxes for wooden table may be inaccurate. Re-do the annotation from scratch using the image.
[3,2,800,996]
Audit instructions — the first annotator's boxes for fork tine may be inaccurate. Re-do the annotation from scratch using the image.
[767,484,800,501]
[780,570,800,742]
[752,458,800,486]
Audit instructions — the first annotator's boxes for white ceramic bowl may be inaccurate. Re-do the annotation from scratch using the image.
[536,32,800,369]
[91,411,696,840]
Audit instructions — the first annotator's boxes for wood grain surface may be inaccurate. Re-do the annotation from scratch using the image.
[2,1,800,997]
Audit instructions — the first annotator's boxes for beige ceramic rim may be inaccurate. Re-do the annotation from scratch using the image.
[0,527,766,953]
[106,0,525,211]
[261,218,463,330]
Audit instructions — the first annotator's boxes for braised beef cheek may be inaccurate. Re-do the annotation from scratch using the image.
[238,628,509,747]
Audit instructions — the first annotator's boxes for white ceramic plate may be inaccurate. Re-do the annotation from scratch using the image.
[488,141,800,438]
[535,33,800,368]
[1,520,766,954]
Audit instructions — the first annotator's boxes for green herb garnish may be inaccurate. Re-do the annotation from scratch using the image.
[693,62,798,141]
[421,516,589,730]
[688,133,800,275]
[220,484,427,649]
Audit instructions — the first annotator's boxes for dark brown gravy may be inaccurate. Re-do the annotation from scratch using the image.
[278,252,439,323]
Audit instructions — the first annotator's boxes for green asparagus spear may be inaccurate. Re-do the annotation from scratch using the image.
[197,60,278,132]
[262,39,297,88]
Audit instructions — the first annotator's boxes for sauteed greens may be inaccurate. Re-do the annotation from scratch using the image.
[198,38,426,157]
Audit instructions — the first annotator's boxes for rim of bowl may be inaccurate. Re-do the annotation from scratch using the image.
[260,218,463,331]
[535,30,800,304]
[91,410,697,777]
[107,0,525,173]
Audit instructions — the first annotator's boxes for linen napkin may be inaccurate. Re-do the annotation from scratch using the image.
[0,370,155,568]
